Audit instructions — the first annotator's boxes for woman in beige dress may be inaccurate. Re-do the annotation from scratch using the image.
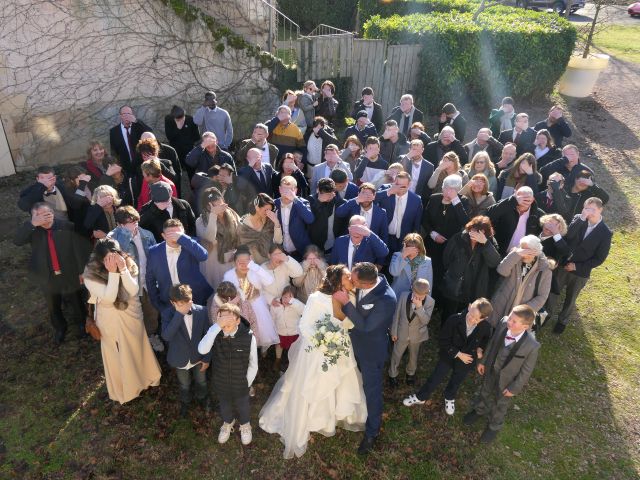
[196,186,240,289]
[84,238,161,404]
[238,193,283,264]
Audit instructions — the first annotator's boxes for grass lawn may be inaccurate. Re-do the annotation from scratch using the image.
[593,25,640,64]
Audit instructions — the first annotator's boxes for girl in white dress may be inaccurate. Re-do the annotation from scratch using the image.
[259,265,367,459]
[223,245,279,350]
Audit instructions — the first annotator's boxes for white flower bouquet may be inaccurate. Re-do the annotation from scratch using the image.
[305,313,351,372]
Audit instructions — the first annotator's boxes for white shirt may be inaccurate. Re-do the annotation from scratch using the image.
[280,202,295,253]
[166,203,174,219]
[410,160,422,193]
[166,244,181,286]
[120,123,132,158]
[178,311,196,370]
[132,231,147,293]
[364,104,374,120]
[348,240,359,270]
[534,146,549,159]
[584,219,602,239]
[258,143,271,165]
[358,277,381,301]
[508,209,530,251]
[324,164,334,179]
[388,193,408,238]
[504,329,525,347]
[307,135,323,166]
[360,205,373,228]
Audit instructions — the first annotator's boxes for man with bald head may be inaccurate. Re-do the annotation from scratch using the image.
[464,128,504,163]
[424,125,468,168]
[109,104,153,175]
[495,142,518,176]
[237,147,276,198]
[487,186,545,256]
[329,215,389,269]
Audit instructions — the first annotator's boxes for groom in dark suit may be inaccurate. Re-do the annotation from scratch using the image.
[333,262,397,454]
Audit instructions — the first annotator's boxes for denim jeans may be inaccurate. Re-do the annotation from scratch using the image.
[175,366,208,404]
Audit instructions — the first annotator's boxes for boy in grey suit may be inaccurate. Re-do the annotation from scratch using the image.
[388,279,434,387]
[463,304,540,443]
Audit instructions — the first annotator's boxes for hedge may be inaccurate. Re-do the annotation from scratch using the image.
[275,0,358,33]
[363,10,577,112]
[358,0,478,23]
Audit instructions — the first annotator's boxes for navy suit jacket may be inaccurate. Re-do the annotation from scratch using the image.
[340,182,358,201]
[374,188,423,241]
[161,304,212,368]
[329,233,389,267]
[275,197,315,253]
[343,275,397,364]
[237,164,276,198]
[335,198,389,244]
[146,235,213,313]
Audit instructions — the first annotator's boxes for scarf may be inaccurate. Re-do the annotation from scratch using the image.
[500,113,513,133]
[83,254,139,310]
[238,214,275,264]
[408,255,426,283]
[200,208,240,263]
[104,208,116,231]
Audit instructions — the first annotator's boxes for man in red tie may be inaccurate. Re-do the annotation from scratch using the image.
[14,203,89,344]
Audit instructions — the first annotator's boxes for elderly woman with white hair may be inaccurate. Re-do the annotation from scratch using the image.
[84,185,122,240]
[487,235,552,327]
[422,174,470,301]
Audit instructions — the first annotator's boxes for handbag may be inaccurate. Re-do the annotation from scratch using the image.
[85,303,102,341]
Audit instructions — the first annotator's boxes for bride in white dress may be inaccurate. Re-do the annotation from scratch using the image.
[259,265,367,459]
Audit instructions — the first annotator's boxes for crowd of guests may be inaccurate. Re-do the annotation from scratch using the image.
[14,83,613,449]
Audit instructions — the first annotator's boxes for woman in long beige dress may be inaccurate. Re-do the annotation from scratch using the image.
[238,193,283,265]
[84,238,161,404]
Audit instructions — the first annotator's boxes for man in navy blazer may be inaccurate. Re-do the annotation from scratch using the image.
[329,216,389,268]
[399,140,434,205]
[549,198,612,334]
[335,183,388,244]
[333,262,397,454]
[237,147,276,198]
[275,175,314,259]
[146,219,213,315]
[330,169,358,201]
[375,172,423,254]
[161,283,213,416]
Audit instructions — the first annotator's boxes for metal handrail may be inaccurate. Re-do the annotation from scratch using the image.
[306,24,353,37]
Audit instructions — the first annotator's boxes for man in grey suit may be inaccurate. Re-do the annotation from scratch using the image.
[309,144,353,195]
[463,304,540,443]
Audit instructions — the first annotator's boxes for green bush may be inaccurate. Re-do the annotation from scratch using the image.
[276,0,358,33]
[358,0,478,23]
[363,10,577,111]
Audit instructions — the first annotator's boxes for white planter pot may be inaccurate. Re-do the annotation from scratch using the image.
[558,54,610,98]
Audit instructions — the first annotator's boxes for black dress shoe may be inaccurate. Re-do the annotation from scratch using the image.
[54,329,66,345]
[406,374,416,386]
[553,322,567,334]
[480,427,499,443]
[462,410,482,425]
[179,403,189,418]
[389,376,399,388]
[357,435,376,455]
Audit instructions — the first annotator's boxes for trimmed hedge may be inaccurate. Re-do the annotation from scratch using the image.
[276,0,358,33]
[358,0,478,23]
[363,10,577,111]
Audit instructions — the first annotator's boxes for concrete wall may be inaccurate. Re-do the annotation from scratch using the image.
[0,0,279,173]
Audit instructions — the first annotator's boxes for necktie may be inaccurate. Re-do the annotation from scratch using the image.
[514,131,521,144]
[257,169,267,191]
[393,198,401,239]
[351,243,359,268]
[46,229,62,275]
[125,127,133,159]
[546,195,553,210]
[505,335,516,341]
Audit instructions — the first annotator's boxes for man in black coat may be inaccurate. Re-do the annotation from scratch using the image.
[139,182,196,242]
[424,126,468,167]
[539,144,594,191]
[109,105,153,176]
[386,94,424,138]
[438,103,467,143]
[307,178,347,254]
[548,197,612,334]
[185,132,235,175]
[487,186,544,257]
[236,148,277,199]
[464,128,504,163]
[351,87,384,133]
[498,113,536,157]
[13,203,89,344]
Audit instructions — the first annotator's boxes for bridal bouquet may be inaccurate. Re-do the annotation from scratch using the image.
[306,313,351,372]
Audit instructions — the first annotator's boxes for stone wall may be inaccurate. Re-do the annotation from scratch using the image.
[0,0,279,173]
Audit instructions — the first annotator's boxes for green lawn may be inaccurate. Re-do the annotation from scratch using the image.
[594,25,640,64]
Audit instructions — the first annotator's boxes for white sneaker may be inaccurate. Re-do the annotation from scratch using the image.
[445,399,455,416]
[218,421,235,444]
[149,334,164,352]
[403,394,426,407]
[239,423,252,445]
